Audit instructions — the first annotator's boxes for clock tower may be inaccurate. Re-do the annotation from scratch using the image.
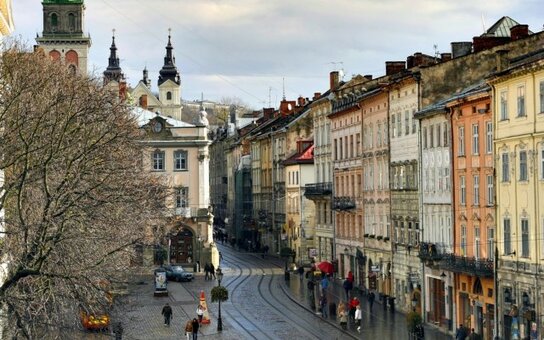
[36,0,91,73]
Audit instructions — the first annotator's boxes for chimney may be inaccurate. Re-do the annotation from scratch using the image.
[510,24,529,41]
[263,108,275,120]
[451,42,473,58]
[441,53,452,62]
[473,35,510,53]
[280,100,296,116]
[407,55,415,69]
[297,96,305,107]
[330,71,340,90]
[139,94,148,109]
[364,74,373,80]
[385,61,406,76]
[313,92,321,100]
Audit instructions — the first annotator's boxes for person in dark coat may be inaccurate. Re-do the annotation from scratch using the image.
[297,265,304,280]
[343,278,353,300]
[161,303,173,326]
[456,324,468,340]
[368,290,375,310]
[191,318,200,340]
[204,263,210,280]
[210,263,216,279]
[415,323,425,339]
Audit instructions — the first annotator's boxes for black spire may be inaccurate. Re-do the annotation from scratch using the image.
[103,29,124,83]
[142,67,151,88]
[158,29,181,86]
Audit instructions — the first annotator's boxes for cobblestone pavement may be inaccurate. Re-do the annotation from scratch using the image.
[70,245,452,339]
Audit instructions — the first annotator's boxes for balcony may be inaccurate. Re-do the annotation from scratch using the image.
[332,196,356,211]
[418,242,443,263]
[304,182,333,197]
[440,253,494,278]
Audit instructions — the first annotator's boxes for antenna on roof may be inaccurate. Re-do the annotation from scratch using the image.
[282,78,286,100]
[433,44,440,60]
[268,86,272,108]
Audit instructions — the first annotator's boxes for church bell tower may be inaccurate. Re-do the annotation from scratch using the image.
[36,0,92,73]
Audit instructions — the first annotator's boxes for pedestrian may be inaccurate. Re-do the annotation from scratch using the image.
[349,297,359,322]
[368,290,375,310]
[307,279,315,296]
[338,308,348,330]
[343,278,353,300]
[191,318,200,340]
[319,294,328,318]
[204,263,210,281]
[196,304,205,323]
[320,274,329,295]
[468,328,481,340]
[219,251,223,262]
[161,303,173,326]
[354,305,362,332]
[456,324,468,340]
[337,301,346,318]
[347,270,354,283]
[210,263,216,279]
[184,319,193,340]
[297,265,304,280]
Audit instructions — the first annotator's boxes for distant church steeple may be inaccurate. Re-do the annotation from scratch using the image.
[103,29,124,83]
[158,29,181,86]
[142,67,151,88]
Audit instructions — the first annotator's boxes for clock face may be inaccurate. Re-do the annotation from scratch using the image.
[153,121,163,133]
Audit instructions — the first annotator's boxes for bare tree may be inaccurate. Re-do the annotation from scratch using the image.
[0,42,168,338]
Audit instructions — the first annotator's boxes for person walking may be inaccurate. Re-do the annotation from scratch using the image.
[349,297,360,323]
[319,294,328,318]
[161,303,173,326]
[320,274,329,295]
[210,263,216,280]
[456,324,468,340]
[184,319,193,340]
[338,308,348,330]
[297,265,304,280]
[196,304,205,323]
[343,278,353,300]
[191,318,200,340]
[368,290,375,310]
[354,305,362,332]
[204,263,210,280]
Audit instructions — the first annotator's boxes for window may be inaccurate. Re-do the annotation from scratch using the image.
[391,114,396,138]
[174,150,188,171]
[485,122,493,154]
[68,13,76,31]
[422,127,427,149]
[486,175,494,205]
[488,227,495,260]
[540,80,544,113]
[541,148,544,180]
[519,150,528,181]
[153,150,165,171]
[350,135,354,158]
[356,133,361,156]
[502,153,510,182]
[405,111,410,135]
[461,225,467,256]
[377,123,382,147]
[443,122,448,147]
[412,109,417,133]
[167,91,172,100]
[500,90,508,121]
[397,113,402,137]
[51,13,58,28]
[504,218,511,255]
[339,137,343,159]
[436,124,441,147]
[521,218,529,258]
[473,175,479,206]
[430,125,434,148]
[175,187,189,208]
[334,139,338,160]
[474,226,480,259]
[460,175,466,205]
[472,123,479,155]
[517,85,526,117]
[458,126,465,156]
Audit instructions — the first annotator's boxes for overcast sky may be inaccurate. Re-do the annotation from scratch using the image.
[10,0,543,110]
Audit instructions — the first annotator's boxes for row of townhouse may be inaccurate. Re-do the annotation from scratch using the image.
[209,17,544,339]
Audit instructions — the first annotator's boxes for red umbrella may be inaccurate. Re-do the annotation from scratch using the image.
[317,261,334,274]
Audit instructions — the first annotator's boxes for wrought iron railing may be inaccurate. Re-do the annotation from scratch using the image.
[418,242,443,262]
[332,196,356,211]
[440,253,494,277]
[304,182,333,196]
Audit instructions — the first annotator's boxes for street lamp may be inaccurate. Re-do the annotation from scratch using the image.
[411,295,418,312]
[197,235,202,271]
[216,267,224,332]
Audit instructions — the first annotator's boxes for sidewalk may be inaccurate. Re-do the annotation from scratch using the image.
[279,270,453,339]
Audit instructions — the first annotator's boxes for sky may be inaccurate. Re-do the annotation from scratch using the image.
[10,0,543,110]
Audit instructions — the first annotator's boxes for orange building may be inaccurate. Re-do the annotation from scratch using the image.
[449,84,495,339]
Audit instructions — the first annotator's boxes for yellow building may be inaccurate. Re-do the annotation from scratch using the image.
[489,50,544,339]
[0,0,14,38]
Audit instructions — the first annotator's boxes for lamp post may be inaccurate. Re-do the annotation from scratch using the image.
[216,267,224,332]
[197,235,202,271]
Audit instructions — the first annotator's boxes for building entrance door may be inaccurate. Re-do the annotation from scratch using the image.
[170,228,194,264]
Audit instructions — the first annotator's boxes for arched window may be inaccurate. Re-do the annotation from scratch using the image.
[166,91,172,100]
[51,13,58,29]
[49,50,61,62]
[65,50,79,66]
[473,278,483,295]
[68,13,76,31]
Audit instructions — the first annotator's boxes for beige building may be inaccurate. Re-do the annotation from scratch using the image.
[490,50,544,339]
[135,107,216,269]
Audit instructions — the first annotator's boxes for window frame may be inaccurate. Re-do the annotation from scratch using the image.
[152,150,165,171]
[500,90,508,121]
[473,175,480,206]
[521,218,529,258]
[175,187,189,208]
[485,121,493,154]
[502,153,510,182]
[517,85,526,117]
[458,126,465,156]
[486,175,494,206]
[472,123,479,155]
[519,150,528,181]
[174,150,188,171]
[504,218,511,255]
[460,175,466,206]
